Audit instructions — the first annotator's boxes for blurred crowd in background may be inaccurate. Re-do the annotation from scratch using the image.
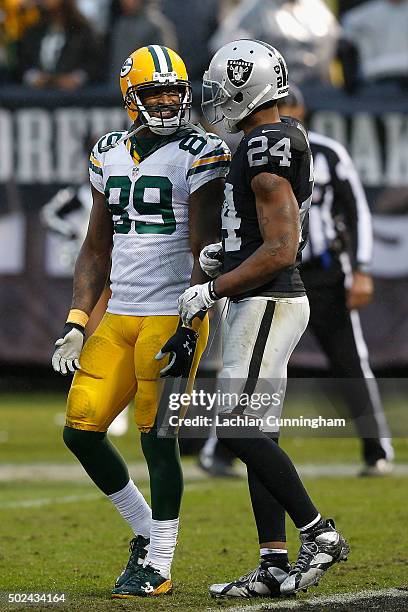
[1,0,408,94]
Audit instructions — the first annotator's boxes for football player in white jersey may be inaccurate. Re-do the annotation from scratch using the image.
[51,45,230,597]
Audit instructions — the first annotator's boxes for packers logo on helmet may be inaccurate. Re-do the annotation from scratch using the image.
[119,45,192,135]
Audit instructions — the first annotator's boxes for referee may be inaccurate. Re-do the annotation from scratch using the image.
[278,86,393,475]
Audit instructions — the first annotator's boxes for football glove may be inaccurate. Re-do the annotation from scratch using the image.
[177,281,219,327]
[199,242,223,278]
[155,326,198,378]
[52,323,84,375]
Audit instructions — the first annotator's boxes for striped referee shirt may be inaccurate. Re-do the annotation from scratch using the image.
[302,131,373,272]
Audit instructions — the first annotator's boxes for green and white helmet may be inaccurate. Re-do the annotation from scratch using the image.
[202,39,289,133]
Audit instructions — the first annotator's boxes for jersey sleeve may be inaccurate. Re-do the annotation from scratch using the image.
[245,129,296,184]
[88,141,104,193]
[186,134,231,194]
[332,143,373,271]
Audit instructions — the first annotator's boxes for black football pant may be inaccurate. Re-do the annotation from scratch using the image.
[304,273,392,464]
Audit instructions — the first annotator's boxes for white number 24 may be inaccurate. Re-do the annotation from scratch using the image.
[247,136,291,168]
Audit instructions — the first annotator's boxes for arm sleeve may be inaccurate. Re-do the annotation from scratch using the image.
[88,143,104,194]
[332,145,373,270]
[186,135,231,194]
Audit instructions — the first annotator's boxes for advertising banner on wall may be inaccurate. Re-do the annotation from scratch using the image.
[0,85,407,368]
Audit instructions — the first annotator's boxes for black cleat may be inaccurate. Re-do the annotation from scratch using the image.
[280,519,349,595]
[112,563,172,598]
[210,559,290,598]
[114,535,150,588]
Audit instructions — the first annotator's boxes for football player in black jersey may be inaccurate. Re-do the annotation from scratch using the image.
[175,40,349,597]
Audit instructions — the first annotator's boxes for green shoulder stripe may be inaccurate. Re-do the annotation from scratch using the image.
[89,159,103,176]
[187,160,230,177]
[197,147,227,161]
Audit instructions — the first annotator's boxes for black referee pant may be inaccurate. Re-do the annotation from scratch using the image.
[302,262,393,465]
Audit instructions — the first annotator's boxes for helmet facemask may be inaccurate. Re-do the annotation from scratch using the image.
[125,78,192,136]
[202,73,231,125]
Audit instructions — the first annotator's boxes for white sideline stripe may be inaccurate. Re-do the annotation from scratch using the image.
[207,588,408,612]
[0,482,212,509]
[0,492,101,509]
[1,462,408,482]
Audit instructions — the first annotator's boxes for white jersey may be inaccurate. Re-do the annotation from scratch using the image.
[89,127,230,315]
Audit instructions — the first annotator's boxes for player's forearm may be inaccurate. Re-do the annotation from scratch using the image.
[214,238,296,298]
[71,245,110,314]
[190,257,207,285]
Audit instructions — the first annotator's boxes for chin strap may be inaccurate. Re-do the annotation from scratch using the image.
[226,84,273,133]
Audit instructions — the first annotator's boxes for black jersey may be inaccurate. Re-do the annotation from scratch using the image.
[222,116,313,299]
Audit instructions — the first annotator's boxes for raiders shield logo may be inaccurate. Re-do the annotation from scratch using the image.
[227,59,253,87]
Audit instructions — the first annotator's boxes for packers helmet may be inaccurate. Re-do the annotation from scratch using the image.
[119,45,192,135]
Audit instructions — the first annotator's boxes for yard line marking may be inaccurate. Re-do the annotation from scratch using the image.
[0,482,218,509]
[206,587,408,611]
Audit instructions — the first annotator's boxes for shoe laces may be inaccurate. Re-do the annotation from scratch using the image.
[137,563,162,582]
[238,565,261,586]
[291,540,319,574]
[126,537,141,567]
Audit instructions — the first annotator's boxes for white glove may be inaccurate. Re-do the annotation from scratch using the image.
[177,281,219,326]
[52,324,84,375]
[199,242,223,278]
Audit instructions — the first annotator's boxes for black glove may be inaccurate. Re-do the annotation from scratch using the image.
[155,326,198,378]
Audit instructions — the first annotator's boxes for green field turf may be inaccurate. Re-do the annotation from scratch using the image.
[0,393,407,611]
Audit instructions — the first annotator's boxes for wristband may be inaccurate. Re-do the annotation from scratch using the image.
[67,309,89,328]
[208,280,221,301]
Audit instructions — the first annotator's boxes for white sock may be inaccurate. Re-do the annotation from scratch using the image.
[108,479,152,538]
[300,513,321,532]
[145,518,179,579]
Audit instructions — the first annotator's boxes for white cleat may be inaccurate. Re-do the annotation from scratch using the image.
[280,519,349,595]
[210,561,289,598]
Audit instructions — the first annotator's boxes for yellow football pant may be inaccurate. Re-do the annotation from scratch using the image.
[66,313,209,433]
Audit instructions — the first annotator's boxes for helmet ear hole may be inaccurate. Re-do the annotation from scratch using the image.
[234,92,243,103]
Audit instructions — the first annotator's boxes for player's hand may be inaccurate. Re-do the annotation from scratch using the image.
[52,323,85,375]
[178,282,218,327]
[155,326,198,378]
[199,242,223,278]
[347,271,374,310]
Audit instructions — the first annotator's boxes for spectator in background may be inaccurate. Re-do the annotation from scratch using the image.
[339,0,408,91]
[18,0,101,90]
[160,0,220,83]
[109,0,176,85]
[336,0,370,16]
[210,0,340,84]
[75,0,111,34]
[0,0,39,81]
